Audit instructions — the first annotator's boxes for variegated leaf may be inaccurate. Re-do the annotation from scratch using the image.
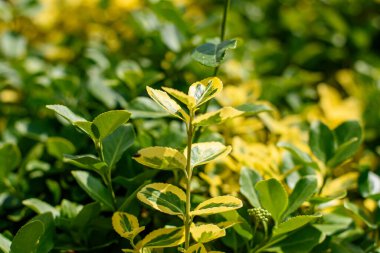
[112,212,145,240]
[191,196,243,216]
[190,224,226,243]
[133,147,186,171]
[185,142,232,168]
[273,215,321,236]
[185,243,207,253]
[137,183,186,217]
[188,77,222,107]
[162,87,196,109]
[193,107,243,126]
[138,226,185,249]
[146,87,188,120]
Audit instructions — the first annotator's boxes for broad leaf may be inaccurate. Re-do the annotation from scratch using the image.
[46,137,75,159]
[309,121,334,164]
[277,142,316,168]
[220,210,253,240]
[185,243,207,253]
[344,201,377,229]
[186,142,231,168]
[137,183,186,217]
[64,154,108,177]
[191,196,242,216]
[22,198,59,217]
[10,220,44,253]
[284,176,318,217]
[239,167,262,207]
[0,143,21,177]
[193,107,243,126]
[138,226,185,249]
[112,212,145,240]
[359,170,380,199]
[188,77,223,107]
[127,97,169,119]
[0,234,10,253]
[133,147,186,171]
[273,215,321,236]
[235,103,272,116]
[46,104,86,123]
[255,178,288,224]
[190,224,225,243]
[162,87,196,109]
[92,110,131,140]
[191,39,237,67]
[71,170,114,210]
[102,124,135,168]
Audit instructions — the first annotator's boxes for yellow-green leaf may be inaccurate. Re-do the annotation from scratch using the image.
[185,142,232,168]
[138,226,185,249]
[191,196,243,216]
[273,215,321,236]
[190,224,225,243]
[137,183,186,217]
[92,110,131,140]
[112,212,145,240]
[146,87,188,120]
[162,87,196,109]
[188,77,223,107]
[185,243,207,253]
[193,107,243,127]
[133,147,186,171]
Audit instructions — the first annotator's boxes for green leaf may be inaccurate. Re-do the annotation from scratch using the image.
[92,110,131,140]
[10,220,45,253]
[284,176,318,217]
[193,107,243,126]
[138,226,185,249]
[190,224,225,243]
[186,142,231,168]
[310,190,347,205]
[137,183,186,217]
[191,196,243,216]
[46,137,75,159]
[127,97,169,118]
[277,142,317,168]
[112,212,145,240]
[273,215,321,236]
[235,103,272,116]
[46,105,86,123]
[191,39,237,67]
[344,201,377,229]
[22,198,59,217]
[73,202,101,231]
[102,124,135,168]
[220,210,253,240]
[359,170,380,199]
[64,154,108,178]
[188,77,223,107]
[29,213,54,253]
[162,87,196,109]
[0,143,21,178]
[133,146,186,171]
[239,167,262,207]
[309,121,334,164]
[0,233,11,253]
[255,178,288,224]
[1,32,26,59]
[71,170,114,210]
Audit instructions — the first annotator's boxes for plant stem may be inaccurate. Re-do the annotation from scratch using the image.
[184,111,195,250]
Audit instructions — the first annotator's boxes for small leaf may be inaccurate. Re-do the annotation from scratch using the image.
[273,215,321,236]
[277,142,315,166]
[138,226,185,249]
[193,107,243,126]
[191,196,243,216]
[344,201,377,229]
[46,104,86,123]
[137,183,186,217]
[359,170,380,198]
[191,39,237,68]
[146,87,188,120]
[64,154,108,178]
[92,110,131,140]
[0,234,11,253]
[220,210,252,240]
[133,147,186,171]
[22,198,59,217]
[185,243,207,253]
[186,142,231,168]
[102,124,135,168]
[71,170,114,210]
[127,97,170,119]
[190,224,225,243]
[188,77,223,107]
[309,121,335,164]
[162,87,196,109]
[235,103,272,116]
[10,220,45,253]
[112,212,145,240]
[46,137,75,159]
[310,191,347,205]
[284,176,318,217]
[239,167,262,207]
[255,178,288,224]
[0,143,21,178]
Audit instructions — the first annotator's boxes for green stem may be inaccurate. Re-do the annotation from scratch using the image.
[184,111,195,250]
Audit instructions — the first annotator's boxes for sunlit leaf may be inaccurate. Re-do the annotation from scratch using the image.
[92,110,131,140]
[190,224,225,243]
[138,226,185,249]
[191,39,237,67]
[193,107,243,126]
[22,198,59,217]
[162,87,196,109]
[185,243,207,253]
[112,212,145,240]
[186,142,231,168]
[188,77,223,107]
[273,215,321,236]
[191,196,242,216]
[133,147,186,171]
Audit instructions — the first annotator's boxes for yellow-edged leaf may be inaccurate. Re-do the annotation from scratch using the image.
[185,243,207,253]
[185,142,232,168]
[138,226,185,249]
[133,147,186,171]
[112,212,145,240]
[137,183,186,217]
[188,77,223,107]
[190,224,226,243]
[162,87,196,109]
[146,87,188,120]
[193,107,243,126]
[191,196,243,216]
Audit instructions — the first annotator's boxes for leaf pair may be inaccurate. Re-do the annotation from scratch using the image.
[137,183,242,219]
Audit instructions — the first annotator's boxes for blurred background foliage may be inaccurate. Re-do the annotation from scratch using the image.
[1,0,380,252]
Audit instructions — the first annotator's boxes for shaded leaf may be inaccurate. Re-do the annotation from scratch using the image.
[309,121,334,164]
[46,137,75,159]
[191,39,237,67]
[10,221,44,253]
[239,167,262,207]
[273,215,321,236]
